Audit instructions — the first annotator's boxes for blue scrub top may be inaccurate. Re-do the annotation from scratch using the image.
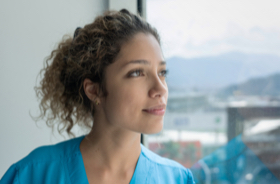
[1,136,195,184]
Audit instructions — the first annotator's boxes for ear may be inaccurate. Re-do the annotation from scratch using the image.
[83,78,100,103]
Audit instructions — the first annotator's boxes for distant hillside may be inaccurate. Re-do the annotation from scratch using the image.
[166,52,280,90]
[217,73,280,97]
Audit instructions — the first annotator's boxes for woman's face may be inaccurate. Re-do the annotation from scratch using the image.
[100,33,168,134]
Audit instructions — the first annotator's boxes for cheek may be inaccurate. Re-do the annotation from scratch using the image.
[165,85,169,100]
[105,82,147,117]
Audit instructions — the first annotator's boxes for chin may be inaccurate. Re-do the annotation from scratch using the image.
[142,120,163,134]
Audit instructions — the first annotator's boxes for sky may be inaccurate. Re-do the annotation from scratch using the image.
[147,0,280,59]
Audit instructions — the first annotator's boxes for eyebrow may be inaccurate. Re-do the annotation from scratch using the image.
[122,59,166,68]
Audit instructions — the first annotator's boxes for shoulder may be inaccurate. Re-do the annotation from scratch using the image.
[15,136,84,168]
[141,144,184,168]
[1,136,84,183]
[140,144,195,184]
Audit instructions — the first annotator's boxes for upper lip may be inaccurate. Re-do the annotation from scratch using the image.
[143,104,166,111]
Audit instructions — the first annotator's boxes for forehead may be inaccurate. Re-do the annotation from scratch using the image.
[114,33,164,67]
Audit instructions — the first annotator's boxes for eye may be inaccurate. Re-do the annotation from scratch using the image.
[159,69,168,77]
[128,69,144,77]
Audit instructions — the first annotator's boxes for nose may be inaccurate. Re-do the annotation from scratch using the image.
[148,75,168,98]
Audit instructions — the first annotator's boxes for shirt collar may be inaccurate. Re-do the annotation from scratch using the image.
[66,136,151,184]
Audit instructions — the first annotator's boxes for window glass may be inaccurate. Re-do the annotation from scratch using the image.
[146,0,280,183]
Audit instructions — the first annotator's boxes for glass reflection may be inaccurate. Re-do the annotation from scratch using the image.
[191,130,280,184]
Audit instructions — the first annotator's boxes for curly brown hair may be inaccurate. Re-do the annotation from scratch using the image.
[34,9,161,137]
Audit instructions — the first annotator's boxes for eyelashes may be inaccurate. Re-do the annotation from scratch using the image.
[127,69,168,78]
[127,69,144,77]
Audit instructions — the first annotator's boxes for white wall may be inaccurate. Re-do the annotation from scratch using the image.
[109,0,137,14]
[0,0,108,177]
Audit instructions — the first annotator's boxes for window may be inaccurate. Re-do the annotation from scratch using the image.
[146,0,280,183]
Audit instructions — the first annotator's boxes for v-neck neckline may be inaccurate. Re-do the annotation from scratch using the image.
[67,136,150,184]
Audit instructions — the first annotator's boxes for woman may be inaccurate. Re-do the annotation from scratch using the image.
[1,9,195,184]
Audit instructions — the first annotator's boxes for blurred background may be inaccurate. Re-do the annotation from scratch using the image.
[146,0,280,183]
[1,0,280,183]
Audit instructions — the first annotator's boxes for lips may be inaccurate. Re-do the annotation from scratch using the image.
[143,104,166,116]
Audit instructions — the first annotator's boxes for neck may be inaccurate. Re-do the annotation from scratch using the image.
[80,118,141,172]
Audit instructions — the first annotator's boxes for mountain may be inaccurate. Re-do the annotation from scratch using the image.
[166,52,280,90]
[218,73,280,97]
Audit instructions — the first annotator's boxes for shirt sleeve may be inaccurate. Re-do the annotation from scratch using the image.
[0,164,19,184]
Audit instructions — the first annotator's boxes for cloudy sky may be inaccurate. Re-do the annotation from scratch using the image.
[147,0,280,58]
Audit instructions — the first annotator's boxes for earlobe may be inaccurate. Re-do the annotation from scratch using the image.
[94,99,99,105]
[83,78,100,102]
